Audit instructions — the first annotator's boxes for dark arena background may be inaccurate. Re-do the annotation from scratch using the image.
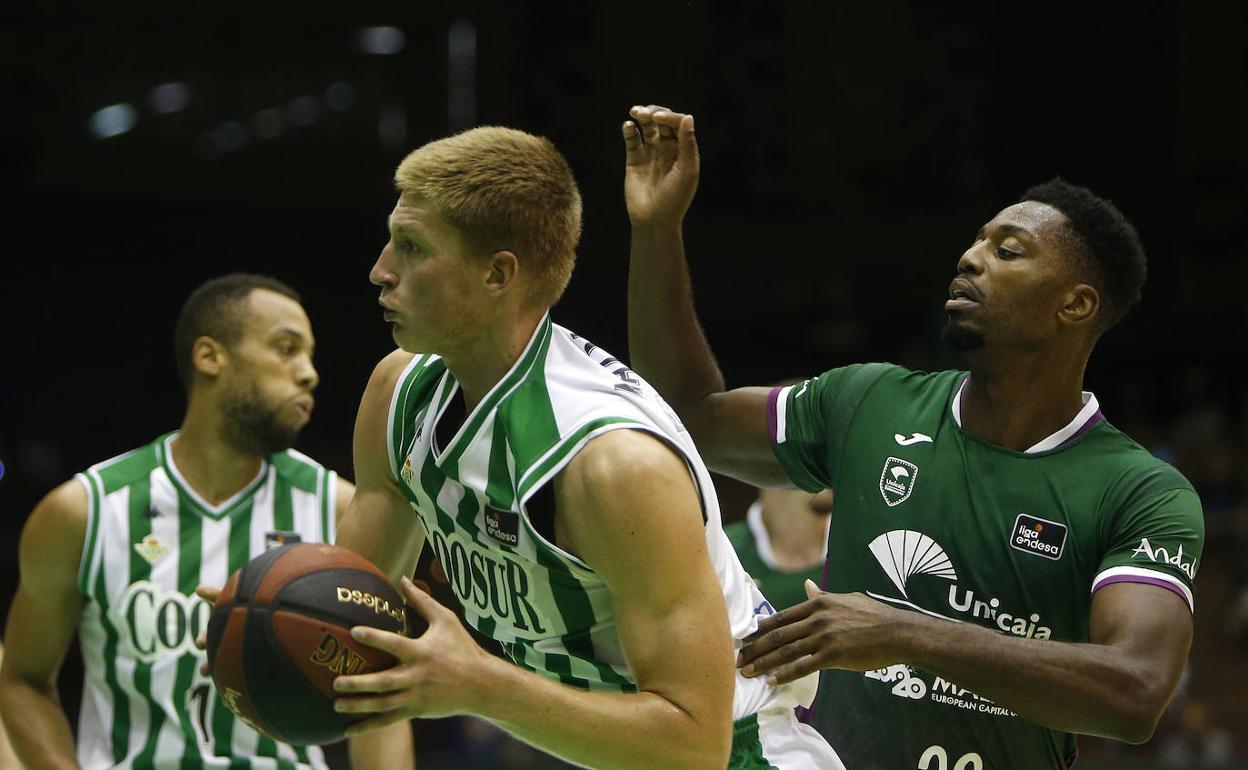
[2,2,1246,768]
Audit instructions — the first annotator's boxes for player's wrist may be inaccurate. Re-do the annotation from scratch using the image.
[458,650,521,718]
[629,215,685,235]
[885,606,937,664]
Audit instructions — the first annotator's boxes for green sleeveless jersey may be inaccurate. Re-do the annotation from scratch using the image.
[75,433,336,770]
[724,502,826,611]
[768,364,1203,770]
[388,315,821,721]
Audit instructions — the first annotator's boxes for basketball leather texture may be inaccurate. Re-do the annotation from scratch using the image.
[206,543,407,745]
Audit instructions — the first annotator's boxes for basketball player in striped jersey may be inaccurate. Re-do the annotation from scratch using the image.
[0,275,412,770]
[327,128,842,769]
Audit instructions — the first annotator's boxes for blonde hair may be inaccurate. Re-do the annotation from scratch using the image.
[395,126,583,308]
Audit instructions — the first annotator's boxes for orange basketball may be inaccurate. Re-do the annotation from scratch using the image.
[205,543,407,745]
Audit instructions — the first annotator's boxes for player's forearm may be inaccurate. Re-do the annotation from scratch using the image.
[472,653,730,770]
[0,680,80,770]
[347,719,414,770]
[901,614,1172,743]
[627,223,726,416]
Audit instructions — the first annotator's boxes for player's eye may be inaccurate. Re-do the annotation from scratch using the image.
[996,246,1021,260]
[401,239,420,254]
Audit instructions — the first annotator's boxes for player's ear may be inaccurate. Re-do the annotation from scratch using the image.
[192,336,228,379]
[485,250,519,295]
[1058,283,1099,327]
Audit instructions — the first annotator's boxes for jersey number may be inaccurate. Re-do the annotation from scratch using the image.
[187,683,213,746]
[919,746,983,770]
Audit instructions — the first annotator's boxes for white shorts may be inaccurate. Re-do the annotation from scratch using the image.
[730,708,845,770]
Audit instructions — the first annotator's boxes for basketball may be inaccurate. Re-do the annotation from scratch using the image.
[205,543,408,746]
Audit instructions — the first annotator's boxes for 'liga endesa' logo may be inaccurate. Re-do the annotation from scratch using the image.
[335,586,406,624]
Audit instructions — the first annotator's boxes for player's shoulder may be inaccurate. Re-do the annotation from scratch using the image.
[368,348,442,391]
[81,434,168,495]
[803,362,963,406]
[34,477,90,526]
[1081,420,1197,500]
[22,477,90,573]
[564,429,686,492]
[269,447,328,493]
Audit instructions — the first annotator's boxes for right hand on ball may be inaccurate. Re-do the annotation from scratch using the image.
[331,575,497,731]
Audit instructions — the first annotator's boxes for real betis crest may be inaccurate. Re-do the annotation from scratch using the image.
[134,534,169,566]
[879,456,918,507]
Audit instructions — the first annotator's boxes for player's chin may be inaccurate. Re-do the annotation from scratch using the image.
[940,319,986,353]
[393,328,431,355]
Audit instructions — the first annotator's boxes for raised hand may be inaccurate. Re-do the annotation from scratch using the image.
[623,104,699,228]
[332,575,496,734]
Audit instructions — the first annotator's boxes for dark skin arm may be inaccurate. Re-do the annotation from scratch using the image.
[624,104,793,488]
[0,480,88,770]
[738,580,1191,743]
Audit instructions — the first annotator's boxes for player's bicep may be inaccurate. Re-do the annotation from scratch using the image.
[1,481,88,687]
[1089,582,1191,707]
[556,431,734,715]
[685,387,795,488]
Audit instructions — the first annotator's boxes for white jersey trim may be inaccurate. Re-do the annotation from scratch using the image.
[1091,565,1194,613]
[772,385,794,444]
[386,354,428,482]
[516,421,654,574]
[951,378,1100,454]
[745,502,780,570]
[159,434,267,515]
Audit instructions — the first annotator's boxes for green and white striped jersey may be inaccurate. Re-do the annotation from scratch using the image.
[75,432,337,770]
[388,315,817,721]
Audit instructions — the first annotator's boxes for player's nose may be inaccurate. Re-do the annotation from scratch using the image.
[369,245,397,287]
[956,242,985,276]
[297,358,319,391]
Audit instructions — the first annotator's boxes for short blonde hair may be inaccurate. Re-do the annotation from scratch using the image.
[395,126,583,308]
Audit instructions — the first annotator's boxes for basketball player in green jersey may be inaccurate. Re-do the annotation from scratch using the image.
[0,275,412,770]
[327,126,842,769]
[623,105,1203,769]
[725,489,831,611]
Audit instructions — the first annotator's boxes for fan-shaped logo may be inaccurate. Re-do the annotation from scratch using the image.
[880,457,918,506]
[869,530,958,597]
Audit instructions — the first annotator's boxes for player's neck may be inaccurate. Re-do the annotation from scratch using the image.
[761,506,829,571]
[961,350,1088,452]
[442,310,544,411]
[172,410,264,505]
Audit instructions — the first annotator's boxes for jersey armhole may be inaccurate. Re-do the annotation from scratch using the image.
[75,471,103,596]
[386,354,429,482]
[515,418,674,574]
[322,470,337,544]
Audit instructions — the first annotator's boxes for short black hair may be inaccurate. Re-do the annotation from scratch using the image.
[173,273,301,391]
[1019,178,1147,333]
